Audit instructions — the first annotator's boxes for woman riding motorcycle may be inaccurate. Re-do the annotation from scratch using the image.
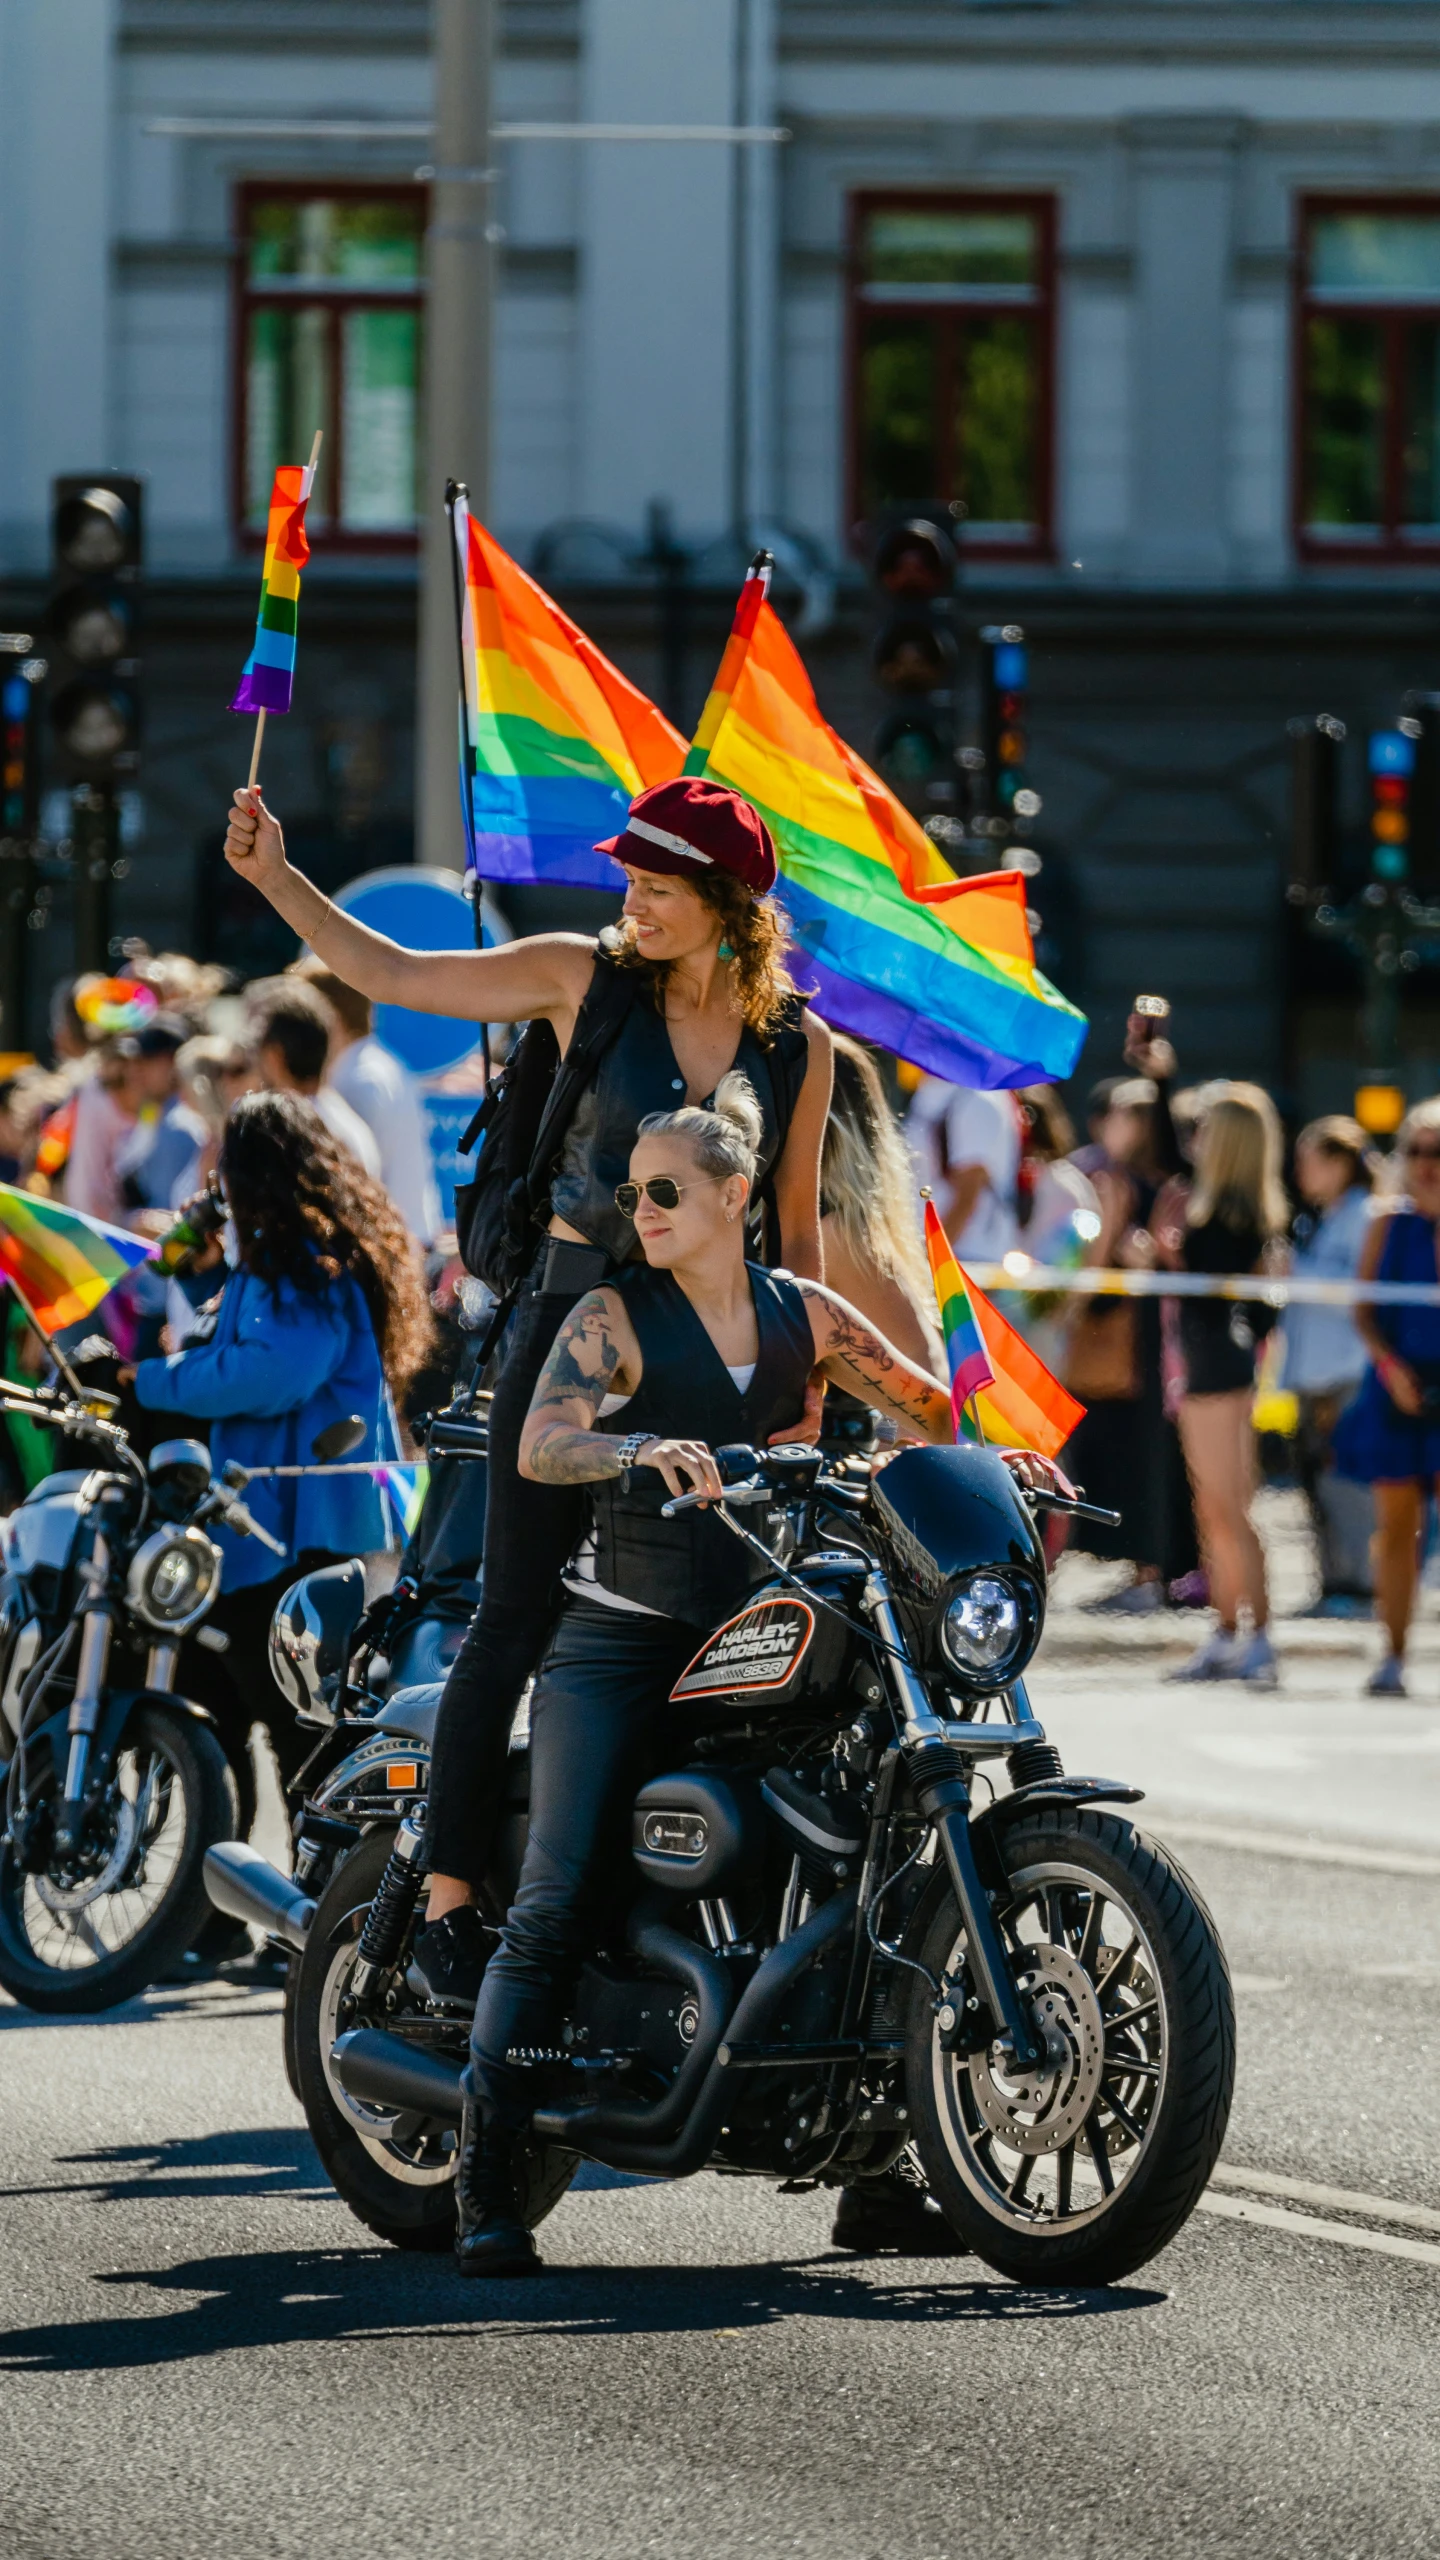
[221,775,832,2006]
[452,1074,1057,2276]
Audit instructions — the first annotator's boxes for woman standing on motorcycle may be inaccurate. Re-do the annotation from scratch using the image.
[222,776,832,2003]
[452,1076,1050,2275]
[127,1091,433,1828]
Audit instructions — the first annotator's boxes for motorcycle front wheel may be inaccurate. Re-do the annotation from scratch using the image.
[906,1808,1234,2287]
[0,1703,237,2013]
[293,1824,578,2252]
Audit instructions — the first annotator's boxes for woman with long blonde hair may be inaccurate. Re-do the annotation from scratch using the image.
[1167,1083,1288,1686]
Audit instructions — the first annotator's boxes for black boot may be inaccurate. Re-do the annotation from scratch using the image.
[831,2163,968,2257]
[410,1906,494,2008]
[454,2100,541,2278]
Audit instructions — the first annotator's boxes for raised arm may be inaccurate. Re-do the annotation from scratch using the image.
[798,1279,953,1445]
[223,790,595,1032]
[517,1288,723,1498]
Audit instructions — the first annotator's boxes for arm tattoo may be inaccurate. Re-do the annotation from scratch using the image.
[524,1416,626,1486]
[799,1280,951,1438]
[522,1293,631,1484]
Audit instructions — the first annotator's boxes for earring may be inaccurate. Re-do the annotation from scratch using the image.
[718,938,735,962]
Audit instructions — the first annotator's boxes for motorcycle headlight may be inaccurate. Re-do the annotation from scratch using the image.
[940,1571,1035,1685]
[127,1527,222,1635]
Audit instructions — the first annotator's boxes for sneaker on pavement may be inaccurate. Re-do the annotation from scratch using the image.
[1166,1627,1242,1683]
[1234,1630,1279,1688]
[1365,1654,1408,1699]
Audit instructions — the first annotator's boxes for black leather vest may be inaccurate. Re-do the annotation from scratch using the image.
[548,982,805,1267]
[588,1261,815,1622]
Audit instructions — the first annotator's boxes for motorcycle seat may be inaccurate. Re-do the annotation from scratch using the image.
[374,1683,444,1747]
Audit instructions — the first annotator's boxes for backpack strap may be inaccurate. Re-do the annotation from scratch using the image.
[522,945,639,1225]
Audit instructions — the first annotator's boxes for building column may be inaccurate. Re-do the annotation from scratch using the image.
[1126,115,1244,587]
[0,0,115,570]
[577,0,740,544]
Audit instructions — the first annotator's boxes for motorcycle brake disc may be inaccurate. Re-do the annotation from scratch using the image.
[966,1941,1105,2157]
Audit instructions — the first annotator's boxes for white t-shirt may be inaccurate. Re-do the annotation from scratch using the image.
[329,1034,441,1243]
[313,1083,383,1183]
[907,1080,1020,1262]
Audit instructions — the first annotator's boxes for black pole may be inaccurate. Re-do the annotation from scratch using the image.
[70,787,116,975]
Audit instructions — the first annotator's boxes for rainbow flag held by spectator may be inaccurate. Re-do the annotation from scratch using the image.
[924,1200,1083,1458]
[452,492,685,888]
[685,558,1088,1089]
[0,1184,153,1338]
[230,458,317,717]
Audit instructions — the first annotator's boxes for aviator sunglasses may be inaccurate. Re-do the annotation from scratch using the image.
[614,1173,727,1217]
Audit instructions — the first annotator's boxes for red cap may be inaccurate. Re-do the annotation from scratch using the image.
[597,776,777,896]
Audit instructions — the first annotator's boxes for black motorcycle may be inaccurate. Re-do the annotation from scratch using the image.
[239,1432,1233,2286]
[0,1381,294,2009]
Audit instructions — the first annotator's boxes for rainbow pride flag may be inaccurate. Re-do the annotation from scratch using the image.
[0,1185,153,1338]
[685,560,1087,1088]
[924,1200,1083,1458]
[230,459,317,717]
[453,494,685,888]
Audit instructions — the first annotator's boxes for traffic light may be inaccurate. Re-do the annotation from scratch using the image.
[48,477,143,786]
[979,623,1028,831]
[870,519,959,817]
[0,635,45,1056]
[1288,713,1345,896]
[48,476,142,972]
[1368,725,1416,882]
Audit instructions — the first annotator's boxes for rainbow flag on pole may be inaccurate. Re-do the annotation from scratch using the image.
[685,560,1087,1089]
[924,1200,1083,1458]
[230,460,317,716]
[0,1185,153,1338]
[453,494,685,888]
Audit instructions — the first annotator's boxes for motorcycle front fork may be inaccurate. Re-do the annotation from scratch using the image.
[54,1605,114,1858]
[865,1571,1045,2074]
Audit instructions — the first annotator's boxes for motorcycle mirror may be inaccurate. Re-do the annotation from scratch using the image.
[312,1416,366,1464]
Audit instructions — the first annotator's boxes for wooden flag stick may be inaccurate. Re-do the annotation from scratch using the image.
[246,428,323,801]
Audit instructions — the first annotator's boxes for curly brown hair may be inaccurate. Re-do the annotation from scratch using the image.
[219,1092,435,1388]
[610,867,802,1039]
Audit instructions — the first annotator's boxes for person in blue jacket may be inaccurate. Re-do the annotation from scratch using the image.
[130,1090,433,1831]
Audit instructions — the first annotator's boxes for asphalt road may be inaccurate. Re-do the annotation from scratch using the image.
[4,1665,1440,2560]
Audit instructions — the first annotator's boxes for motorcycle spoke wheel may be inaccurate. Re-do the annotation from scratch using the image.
[931,1859,1167,2236]
[24,1746,187,1971]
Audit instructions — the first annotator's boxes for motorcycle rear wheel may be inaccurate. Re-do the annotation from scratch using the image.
[294,1824,578,2252]
[0,1704,237,2013]
[906,1808,1234,2287]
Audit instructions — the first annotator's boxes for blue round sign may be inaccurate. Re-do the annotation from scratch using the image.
[332,868,499,1075]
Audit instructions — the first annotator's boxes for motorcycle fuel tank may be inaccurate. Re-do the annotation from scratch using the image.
[667,1568,857,1728]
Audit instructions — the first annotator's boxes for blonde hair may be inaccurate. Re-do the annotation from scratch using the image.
[1297,1113,1375,1193]
[637,1070,763,1187]
[176,1035,250,1138]
[1187,1082,1288,1237]
[822,1034,931,1306]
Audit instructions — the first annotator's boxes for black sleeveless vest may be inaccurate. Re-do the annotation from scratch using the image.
[588,1261,815,1623]
[548,976,808,1268]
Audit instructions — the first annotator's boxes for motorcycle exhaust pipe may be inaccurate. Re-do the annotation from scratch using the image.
[331,2026,465,2123]
[203,1842,316,1953]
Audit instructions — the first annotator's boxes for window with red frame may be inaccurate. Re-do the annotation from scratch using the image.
[850,196,1053,553]
[1299,201,1440,556]
[237,187,425,547]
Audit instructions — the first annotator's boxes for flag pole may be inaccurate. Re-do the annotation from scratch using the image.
[247,428,322,800]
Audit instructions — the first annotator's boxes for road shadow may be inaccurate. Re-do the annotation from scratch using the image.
[0,1981,283,2032]
[0,2125,327,2209]
[0,2242,1164,2375]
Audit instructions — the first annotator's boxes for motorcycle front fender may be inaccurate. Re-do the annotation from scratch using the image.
[8,1688,220,1806]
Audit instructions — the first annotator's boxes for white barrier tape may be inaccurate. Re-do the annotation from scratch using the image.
[964,1262,1440,1309]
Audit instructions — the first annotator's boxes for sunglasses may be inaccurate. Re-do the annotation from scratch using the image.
[1403,1144,1440,1163]
[614,1174,725,1217]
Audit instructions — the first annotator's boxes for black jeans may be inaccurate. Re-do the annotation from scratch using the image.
[425,1271,595,1888]
[464,1600,700,2124]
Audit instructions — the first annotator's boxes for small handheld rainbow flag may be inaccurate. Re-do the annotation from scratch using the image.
[0,1184,153,1339]
[230,443,320,721]
[924,1199,1084,1459]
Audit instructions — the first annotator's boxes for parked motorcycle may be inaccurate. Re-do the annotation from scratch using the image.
[0,1380,293,2010]
[224,1430,1235,2285]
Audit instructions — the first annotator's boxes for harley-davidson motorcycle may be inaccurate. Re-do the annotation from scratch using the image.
[0,1378,302,2010]
[217,1429,1235,2287]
